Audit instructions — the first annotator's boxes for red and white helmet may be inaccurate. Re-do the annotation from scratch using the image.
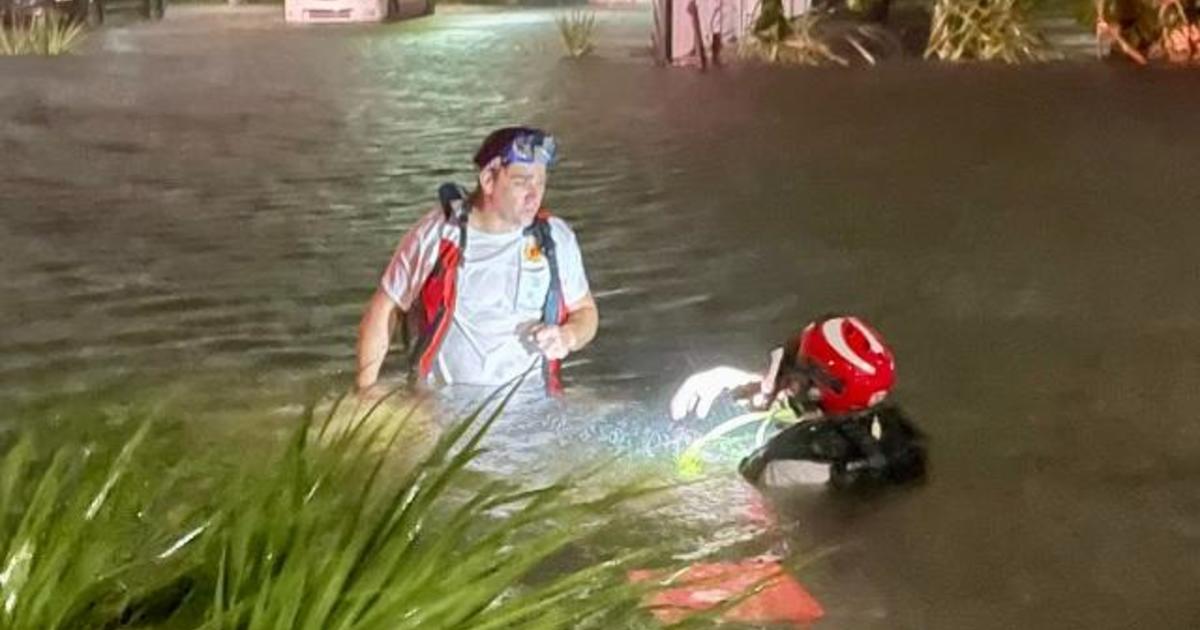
[795,315,896,414]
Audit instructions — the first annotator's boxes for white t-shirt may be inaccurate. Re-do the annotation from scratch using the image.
[381,208,590,387]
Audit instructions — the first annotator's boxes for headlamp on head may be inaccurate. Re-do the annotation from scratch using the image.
[502,132,556,166]
[474,126,557,169]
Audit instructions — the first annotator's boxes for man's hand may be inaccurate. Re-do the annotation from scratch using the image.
[669,367,762,421]
[530,324,576,360]
[355,382,391,408]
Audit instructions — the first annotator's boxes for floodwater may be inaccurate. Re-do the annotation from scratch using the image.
[3,6,1200,628]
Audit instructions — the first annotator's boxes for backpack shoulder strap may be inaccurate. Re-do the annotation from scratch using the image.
[437,183,470,266]
[525,213,566,395]
[437,183,470,222]
[525,212,562,313]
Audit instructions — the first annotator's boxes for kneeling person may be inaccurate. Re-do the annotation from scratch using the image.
[671,315,927,491]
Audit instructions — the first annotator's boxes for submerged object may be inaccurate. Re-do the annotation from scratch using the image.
[628,556,824,626]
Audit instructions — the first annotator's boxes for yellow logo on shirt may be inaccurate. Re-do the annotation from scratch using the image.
[522,238,543,263]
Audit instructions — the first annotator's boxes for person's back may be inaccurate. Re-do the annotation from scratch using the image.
[739,403,927,490]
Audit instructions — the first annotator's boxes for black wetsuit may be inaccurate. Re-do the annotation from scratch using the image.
[738,404,927,489]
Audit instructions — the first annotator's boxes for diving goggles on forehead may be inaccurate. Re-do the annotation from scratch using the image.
[501,132,557,166]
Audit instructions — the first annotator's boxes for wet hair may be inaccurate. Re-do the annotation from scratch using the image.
[472,126,548,169]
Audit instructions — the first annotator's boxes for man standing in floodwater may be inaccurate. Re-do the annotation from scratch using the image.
[356,127,598,396]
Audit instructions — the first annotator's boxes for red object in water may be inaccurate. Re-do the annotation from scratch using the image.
[628,557,824,627]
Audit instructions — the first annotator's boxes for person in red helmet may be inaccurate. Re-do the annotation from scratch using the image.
[670,315,927,490]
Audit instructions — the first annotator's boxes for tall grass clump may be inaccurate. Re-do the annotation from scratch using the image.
[0,10,87,56]
[1094,0,1200,64]
[556,9,597,58]
[740,12,865,65]
[925,0,1055,61]
[195,389,669,629]
[2,386,694,629]
[0,421,201,629]
[739,0,881,66]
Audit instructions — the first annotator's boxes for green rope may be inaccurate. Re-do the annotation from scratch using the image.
[676,403,799,478]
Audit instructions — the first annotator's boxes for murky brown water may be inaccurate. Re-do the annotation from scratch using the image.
[3,6,1200,628]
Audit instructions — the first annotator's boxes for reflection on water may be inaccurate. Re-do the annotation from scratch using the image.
[4,6,1200,628]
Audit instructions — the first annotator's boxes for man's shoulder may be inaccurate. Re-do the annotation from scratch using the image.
[416,206,449,228]
[389,207,455,257]
[405,207,454,238]
[541,213,579,244]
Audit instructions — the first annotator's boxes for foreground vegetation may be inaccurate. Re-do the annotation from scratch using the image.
[0,388,723,629]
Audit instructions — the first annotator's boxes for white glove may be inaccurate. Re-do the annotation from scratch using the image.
[670,366,762,421]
